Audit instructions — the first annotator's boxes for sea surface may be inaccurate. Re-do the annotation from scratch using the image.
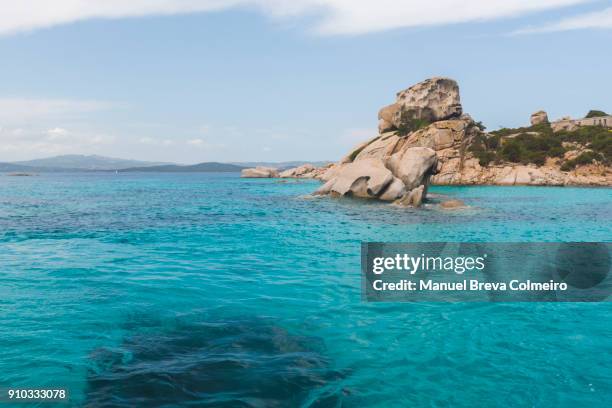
[0,172,610,407]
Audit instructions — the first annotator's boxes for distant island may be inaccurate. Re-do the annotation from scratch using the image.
[119,162,245,173]
[12,154,168,171]
[1,155,320,174]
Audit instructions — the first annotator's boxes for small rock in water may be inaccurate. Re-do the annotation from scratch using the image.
[440,199,466,209]
[241,166,279,178]
[393,185,426,207]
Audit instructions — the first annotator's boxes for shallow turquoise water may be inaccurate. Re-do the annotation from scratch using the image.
[0,173,610,407]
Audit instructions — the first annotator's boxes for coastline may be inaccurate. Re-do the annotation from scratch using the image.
[243,78,610,194]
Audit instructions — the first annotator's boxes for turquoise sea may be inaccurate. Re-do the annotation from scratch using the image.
[0,173,611,407]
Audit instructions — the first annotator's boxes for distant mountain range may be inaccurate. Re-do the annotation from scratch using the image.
[120,162,245,172]
[1,155,323,173]
[13,154,168,170]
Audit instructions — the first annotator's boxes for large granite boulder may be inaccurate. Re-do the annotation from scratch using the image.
[378,177,406,201]
[386,147,437,190]
[353,132,404,162]
[241,167,279,178]
[530,110,549,126]
[340,135,381,164]
[394,77,462,124]
[315,158,400,200]
[315,145,438,205]
[373,77,462,135]
[407,119,474,151]
[378,103,401,133]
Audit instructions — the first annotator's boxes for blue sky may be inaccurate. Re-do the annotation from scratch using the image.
[0,0,611,163]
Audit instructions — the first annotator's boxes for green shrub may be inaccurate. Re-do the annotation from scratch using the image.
[548,145,565,158]
[475,121,486,131]
[523,150,547,166]
[501,141,522,162]
[575,151,603,165]
[396,118,430,136]
[557,126,611,163]
[474,122,611,168]
[486,135,500,149]
[471,124,566,166]
[474,151,496,166]
[561,151,604,171]
[490,123,553,138]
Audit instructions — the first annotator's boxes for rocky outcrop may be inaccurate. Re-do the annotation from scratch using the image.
[314,158,405,200]
[386,147,437,190]
[314,148,440,205]
[530,110,549,126]
[395,77,462,123]
[279,164,314,178]
[278,163,333,179]
[306,78,474,206]
[378,103,401,133]
[315,134,443,206]
[432,160,610,186]
[376,77,462,134]
[394,185,425,207]
[278,77,610,192]
[241,167,279,178]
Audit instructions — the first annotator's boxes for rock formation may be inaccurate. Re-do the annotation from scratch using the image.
[278,78,610,190]
[312,77,472,206]
[377,77,462,134]
[241,167,279,178]
[530,110,549,126]
[279,164,330,179]
[315,158,404,200]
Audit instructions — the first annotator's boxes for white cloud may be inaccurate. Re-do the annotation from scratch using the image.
[46,127,69,140]
[512,6,612,34]
[0,0,592,36]
[138,136,155,144]
[301,0,592,35]
[0,125,115,158]
[139,136,174,146]
[0,98,115,122]
[186,137,228,149]
[187,138,205,146]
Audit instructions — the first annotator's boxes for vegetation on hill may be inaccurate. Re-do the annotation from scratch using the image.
[469,123,611,169]
[560,151,605,171]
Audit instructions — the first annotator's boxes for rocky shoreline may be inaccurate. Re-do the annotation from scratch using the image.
[242,77,611,206]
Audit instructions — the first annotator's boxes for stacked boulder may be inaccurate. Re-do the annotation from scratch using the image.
[378,77,462,133]
[530,110,549,126]
[314,77,482,206]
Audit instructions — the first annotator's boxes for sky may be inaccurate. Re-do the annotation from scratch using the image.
[0,0,611,164]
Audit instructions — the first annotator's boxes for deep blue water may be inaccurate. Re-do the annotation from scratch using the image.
[0,172,610,407]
